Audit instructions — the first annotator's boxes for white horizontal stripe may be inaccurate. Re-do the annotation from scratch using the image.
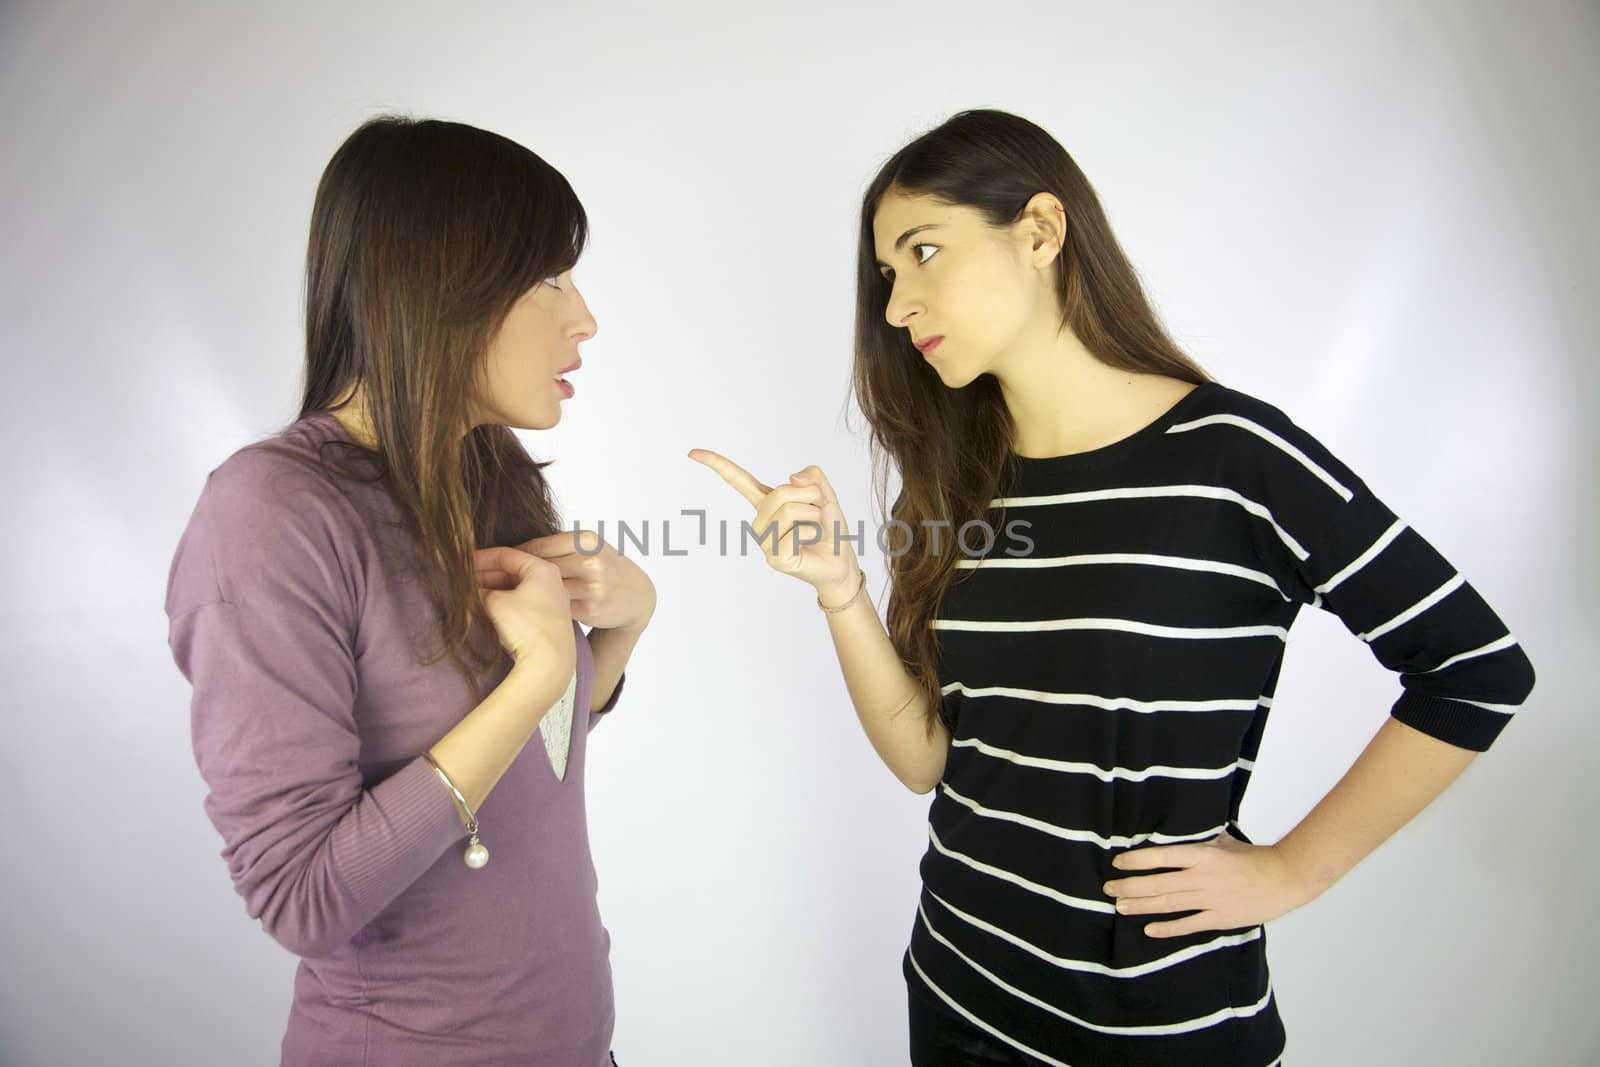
[927,825,1116,915]
[1168,413,1354,501]
[939,680,1266,716]
[1319,519,1406,596]
[1452,697,1521,716]
[915,924,1278,1037]
[906,950,1081,1067]
[1361,573,1466,641]
[1408,633,1519,674]
[990,484,1309,560]
[940,782,1226,851]
[951,735,1252,783]
[954,551,1287,594]
[923,888,1262,979]
[932,616,1290,641]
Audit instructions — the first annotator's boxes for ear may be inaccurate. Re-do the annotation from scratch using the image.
[1018,191,1067,268]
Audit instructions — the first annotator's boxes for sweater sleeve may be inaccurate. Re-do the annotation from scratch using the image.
[164,453,466,959]
[1231,399,1536,751]
[588,666,626,733]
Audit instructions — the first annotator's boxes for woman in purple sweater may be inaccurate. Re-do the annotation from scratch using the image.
[164,116,653,1066]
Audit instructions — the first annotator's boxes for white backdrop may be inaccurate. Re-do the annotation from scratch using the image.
[1,1,1594,1064]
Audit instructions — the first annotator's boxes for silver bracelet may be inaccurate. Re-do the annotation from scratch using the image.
[422,751,489,869]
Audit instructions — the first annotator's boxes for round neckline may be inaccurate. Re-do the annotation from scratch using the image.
[1007,380,1221,474]
[308,409,369,448]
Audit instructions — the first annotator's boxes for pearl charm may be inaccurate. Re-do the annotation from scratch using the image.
[463,833,489,869]
[422,751,489,870]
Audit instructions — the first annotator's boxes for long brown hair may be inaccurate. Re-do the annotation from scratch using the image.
[851,108,1214,738]
[289,114,586,701]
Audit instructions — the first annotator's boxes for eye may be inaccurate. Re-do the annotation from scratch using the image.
[878,244,938,281]
[543,275,564,291]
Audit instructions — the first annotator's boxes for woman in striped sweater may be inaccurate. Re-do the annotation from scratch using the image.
[691,108,1534,1065]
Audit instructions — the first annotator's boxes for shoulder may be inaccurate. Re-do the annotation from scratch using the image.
[1168,380,1302,440]
[1168,381,1369,500]
[166,415,369,616]
[211,413,358,497]
[202,419,368,542]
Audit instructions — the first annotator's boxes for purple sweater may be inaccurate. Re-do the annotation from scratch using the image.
[164,411,626,1066]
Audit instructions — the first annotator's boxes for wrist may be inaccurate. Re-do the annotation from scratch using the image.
[1270,839,1337,903]
[505,654,574,705]
[815,562,864,610]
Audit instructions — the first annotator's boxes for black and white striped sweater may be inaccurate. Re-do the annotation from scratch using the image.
[900,379,1536,1066]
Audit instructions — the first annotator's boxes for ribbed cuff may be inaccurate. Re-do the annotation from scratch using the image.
[1391,691,1513,752]
[338,755,470,913]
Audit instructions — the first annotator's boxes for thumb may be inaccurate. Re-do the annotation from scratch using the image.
[790,466,841,508]
[791,475,842,531]
[475,544,543,586]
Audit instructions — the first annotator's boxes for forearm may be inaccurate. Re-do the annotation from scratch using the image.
[1273,715,1480,897]
[426,661,572,818]
[815,562,950,794]
[587,617,646,713]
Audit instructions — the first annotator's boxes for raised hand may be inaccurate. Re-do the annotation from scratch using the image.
[472,545,578,673]
[514,529,657,632]
[687,450,861,600]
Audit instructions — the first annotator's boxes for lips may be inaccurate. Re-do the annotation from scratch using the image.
[555,356,582,381]
[915,335,943,354]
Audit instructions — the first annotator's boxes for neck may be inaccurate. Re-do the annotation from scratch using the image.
[329,387,379,449]
[991,323,1191,458]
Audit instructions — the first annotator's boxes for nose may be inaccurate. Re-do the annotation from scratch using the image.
[883,282,922,330]
[570,288,598,341]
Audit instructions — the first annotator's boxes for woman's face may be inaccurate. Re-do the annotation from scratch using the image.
[872,187,1058,389]
[472,268,597,431]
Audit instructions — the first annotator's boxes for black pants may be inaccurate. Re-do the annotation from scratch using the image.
[908,983,1038,1066]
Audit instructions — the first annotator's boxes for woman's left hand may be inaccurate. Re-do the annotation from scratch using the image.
[515,530,656,632]
[1102,828,1322,938]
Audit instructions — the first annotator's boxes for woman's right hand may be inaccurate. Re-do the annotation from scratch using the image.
[473,545,578,677]
[688,450,862,600]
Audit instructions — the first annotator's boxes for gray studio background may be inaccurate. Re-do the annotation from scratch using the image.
[2,1,1594,1063]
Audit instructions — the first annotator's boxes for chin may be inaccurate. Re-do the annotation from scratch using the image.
[937,365,984,390]
[500,409,561,432]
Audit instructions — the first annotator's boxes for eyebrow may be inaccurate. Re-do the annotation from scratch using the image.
[874,224,942,268]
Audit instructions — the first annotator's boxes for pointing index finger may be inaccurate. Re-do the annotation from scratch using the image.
[688,448,772,508]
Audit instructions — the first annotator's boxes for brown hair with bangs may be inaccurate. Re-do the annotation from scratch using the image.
[291,114,586,701]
